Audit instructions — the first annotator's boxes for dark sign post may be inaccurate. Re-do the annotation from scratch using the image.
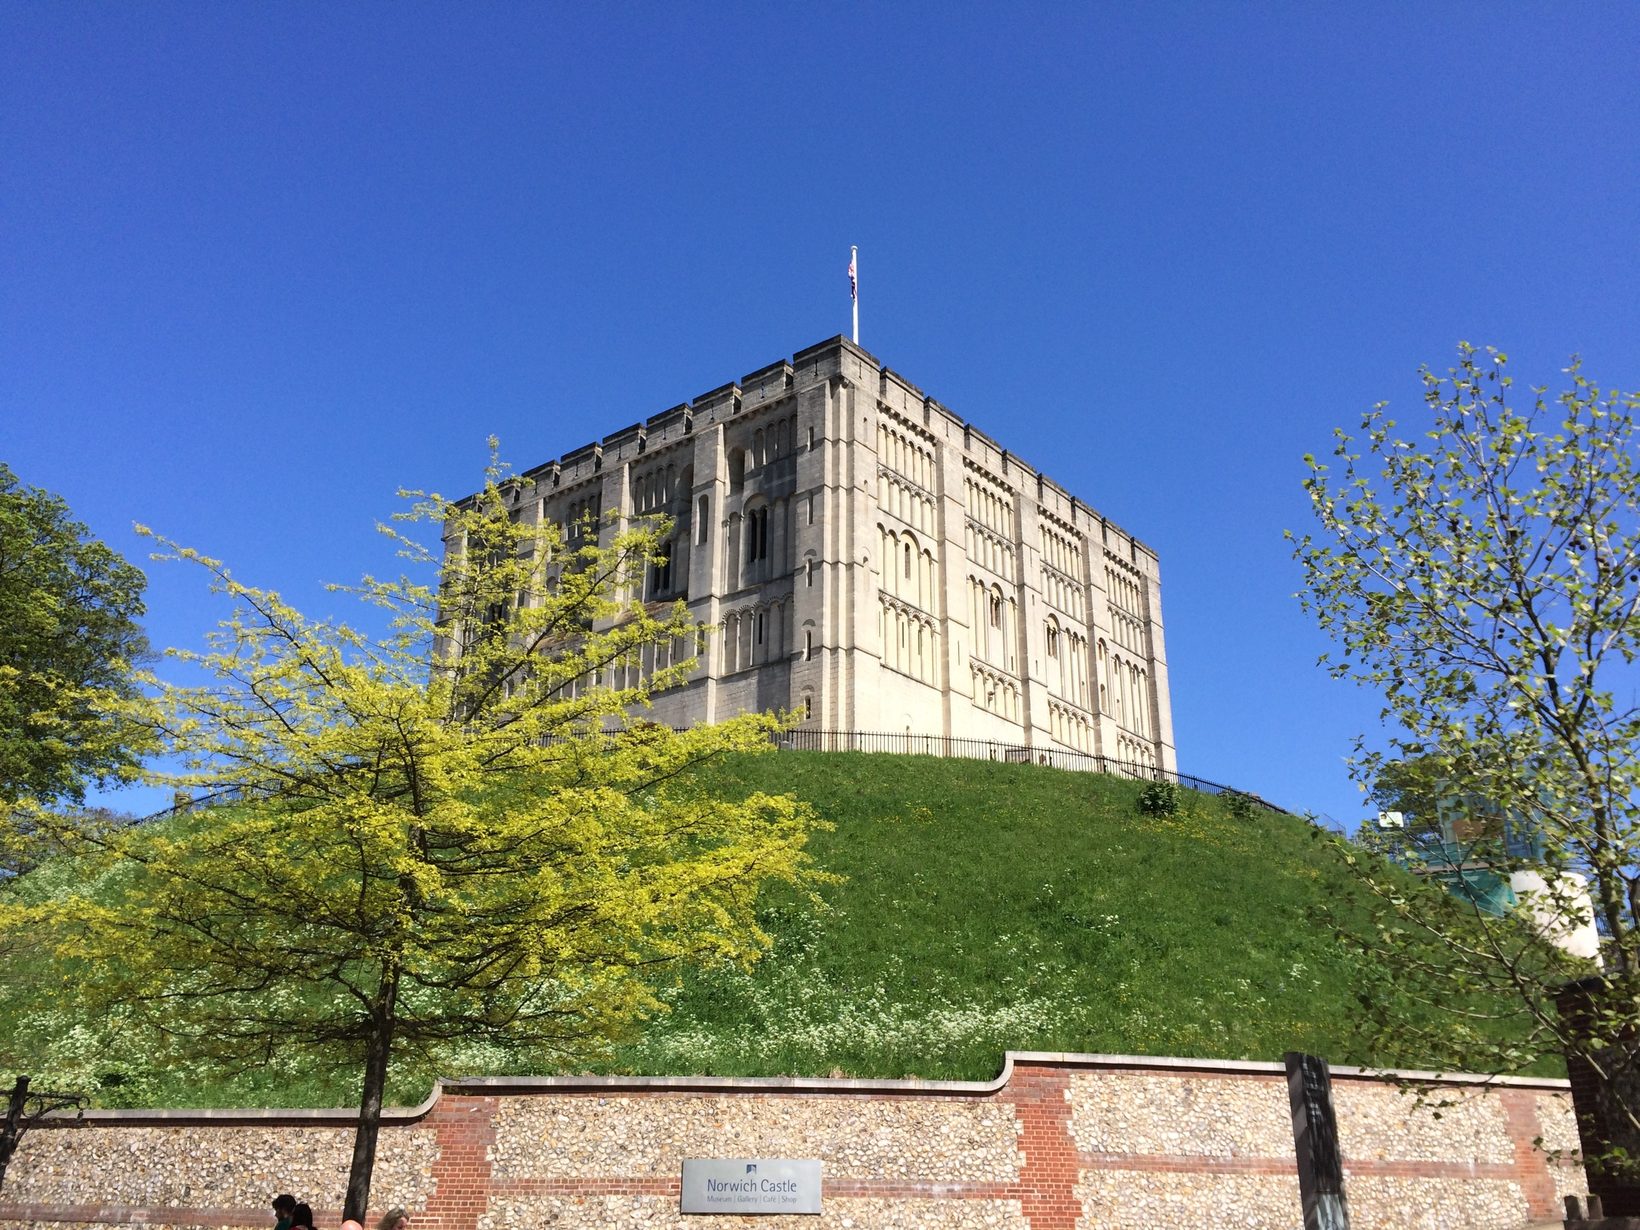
[1285,1052,1350,1230]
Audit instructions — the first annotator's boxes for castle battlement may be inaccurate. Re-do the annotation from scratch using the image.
[462,337,1175,767]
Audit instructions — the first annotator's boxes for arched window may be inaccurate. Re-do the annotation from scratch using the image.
[696,494,710,544]
[989,588,1004,629]
[745,507,769,563]
[649,539,675,599]
[1046,621,1060,658]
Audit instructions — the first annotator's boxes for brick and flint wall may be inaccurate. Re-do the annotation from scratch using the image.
[0,1052,1581,1230]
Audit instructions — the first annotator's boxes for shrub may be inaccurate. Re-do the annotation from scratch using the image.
[1137,781,1181,816]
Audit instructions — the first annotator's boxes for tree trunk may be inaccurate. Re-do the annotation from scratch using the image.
[0,1075,29,1194]
[1585,796,1632,977]
[344,981,399,1222]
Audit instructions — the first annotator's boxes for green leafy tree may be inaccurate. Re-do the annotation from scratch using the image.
[0,464,148,808]
[0,455,822,1218]
[1291,344,1640,1172]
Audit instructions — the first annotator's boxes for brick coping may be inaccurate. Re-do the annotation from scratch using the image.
[32,1049,1570,1128]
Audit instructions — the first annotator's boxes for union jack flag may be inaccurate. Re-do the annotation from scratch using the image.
[848,250,857,301]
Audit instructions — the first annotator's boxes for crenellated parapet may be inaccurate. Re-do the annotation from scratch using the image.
[450,336,1176,769]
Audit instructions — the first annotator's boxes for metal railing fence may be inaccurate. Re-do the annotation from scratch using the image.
[773,727,1290,814]
[159,727,1290,821]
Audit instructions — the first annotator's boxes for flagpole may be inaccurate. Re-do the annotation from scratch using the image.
[850,246,859,344]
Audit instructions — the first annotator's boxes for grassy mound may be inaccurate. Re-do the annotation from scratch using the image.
[606,752,1377,1080]
[0,751,1521,1106]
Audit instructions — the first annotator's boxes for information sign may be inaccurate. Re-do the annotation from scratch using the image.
[680,1158,822,1215]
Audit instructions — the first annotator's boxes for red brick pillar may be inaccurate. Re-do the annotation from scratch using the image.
[420,1095,499,1230]
[1499,1089,1565,1224]
[1557,977,1640,1216]
[1009,1065,1081,1230]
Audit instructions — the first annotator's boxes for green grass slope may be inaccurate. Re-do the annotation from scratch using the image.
[1,751,1505,1107]
[604,751,1381,1081]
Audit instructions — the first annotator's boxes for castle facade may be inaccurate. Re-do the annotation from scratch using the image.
[480,336,1175,771]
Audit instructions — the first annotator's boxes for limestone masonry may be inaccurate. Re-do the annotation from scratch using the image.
[461,337,1175,769]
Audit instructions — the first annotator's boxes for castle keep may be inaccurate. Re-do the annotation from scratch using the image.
[473,336,1175,771]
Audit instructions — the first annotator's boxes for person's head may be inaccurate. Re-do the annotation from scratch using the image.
[375,1208,408,1230]
[340,1220,364,1230]
[291,1203,315,1229]
[273,1196,298,1218]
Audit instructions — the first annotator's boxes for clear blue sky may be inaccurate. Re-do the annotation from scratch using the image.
[4,3,1637,824]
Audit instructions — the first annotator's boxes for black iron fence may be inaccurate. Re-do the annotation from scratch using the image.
[160,728,1290,820]
[773,727,1291,814]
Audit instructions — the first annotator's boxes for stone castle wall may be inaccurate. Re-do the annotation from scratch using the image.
[0,1053,1581,1230]
[452,337,1177,771]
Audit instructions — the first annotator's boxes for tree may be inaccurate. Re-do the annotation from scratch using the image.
[1291,344,1640,1175]
[0,454,822,1219]
[0,464,148,807]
